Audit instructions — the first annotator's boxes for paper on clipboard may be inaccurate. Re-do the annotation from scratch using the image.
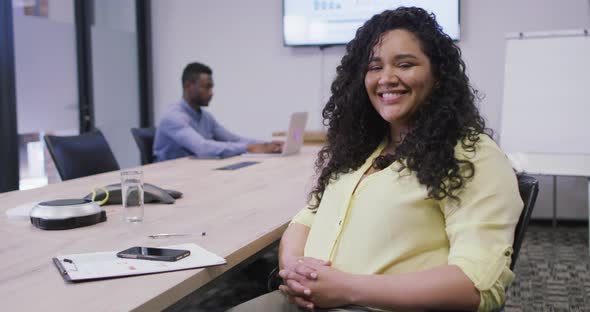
[52,243,226,282]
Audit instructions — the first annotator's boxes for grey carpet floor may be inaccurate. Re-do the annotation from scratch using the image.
[505,223,590,312]
[176,223,590,312]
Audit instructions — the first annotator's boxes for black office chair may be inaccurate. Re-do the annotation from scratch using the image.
[492,174,539,312]
[510,173,539,269]
[44,130,120,181]
[131,127,156,165]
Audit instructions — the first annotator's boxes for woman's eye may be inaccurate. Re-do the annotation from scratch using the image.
[398,63,413,68]
[367,65,382,71]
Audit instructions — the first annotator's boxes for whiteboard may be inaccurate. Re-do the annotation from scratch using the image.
[500,30,590,155]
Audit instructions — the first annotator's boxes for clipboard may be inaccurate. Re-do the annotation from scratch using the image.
[52,243,226,282]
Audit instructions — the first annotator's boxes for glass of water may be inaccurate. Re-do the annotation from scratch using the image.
[121,170,144,223]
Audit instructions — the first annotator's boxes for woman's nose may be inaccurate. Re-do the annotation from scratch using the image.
[378,68,400,86]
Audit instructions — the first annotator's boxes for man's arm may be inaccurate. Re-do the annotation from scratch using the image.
[161,114,248,158]
[208,114,283,153]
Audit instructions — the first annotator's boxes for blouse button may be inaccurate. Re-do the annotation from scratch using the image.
[504,250,511,256]
[338,220,342,226]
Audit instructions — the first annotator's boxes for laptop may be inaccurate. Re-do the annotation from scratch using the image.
[242,112,308,157]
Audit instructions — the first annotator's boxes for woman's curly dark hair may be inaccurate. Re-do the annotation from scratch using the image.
[309,7,490,209]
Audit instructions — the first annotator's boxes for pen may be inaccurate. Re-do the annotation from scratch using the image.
[148,232,206,239]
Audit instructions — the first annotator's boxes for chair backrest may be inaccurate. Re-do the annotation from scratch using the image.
[44,130,120,181]
[130,127,156,165]
[511,173,539,270]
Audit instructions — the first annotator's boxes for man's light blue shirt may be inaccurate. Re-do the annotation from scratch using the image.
[153,99,259,161]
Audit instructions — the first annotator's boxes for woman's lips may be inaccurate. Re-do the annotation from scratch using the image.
[379,91,407,104]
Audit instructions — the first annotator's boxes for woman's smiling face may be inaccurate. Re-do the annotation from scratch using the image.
[364,29,436,130]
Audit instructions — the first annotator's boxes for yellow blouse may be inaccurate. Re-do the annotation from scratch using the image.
[292,134,523,312]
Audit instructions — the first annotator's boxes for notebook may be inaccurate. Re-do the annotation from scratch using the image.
[242,112,308,157]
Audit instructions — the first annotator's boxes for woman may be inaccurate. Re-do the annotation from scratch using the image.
[229,7,522,312]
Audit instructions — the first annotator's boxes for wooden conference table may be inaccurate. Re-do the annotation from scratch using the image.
[0,146,320,311]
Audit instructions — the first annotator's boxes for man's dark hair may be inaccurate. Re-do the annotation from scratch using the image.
[181,62,212,86]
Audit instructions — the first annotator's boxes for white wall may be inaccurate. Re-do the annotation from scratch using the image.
[152,0,326,141]
[457,1,590,220]
[47,0,74,23]
[91,0,139,170]
[459,1,590,136]
[93,0,135,32]
[152,0,590,220]
[92,27,140,169]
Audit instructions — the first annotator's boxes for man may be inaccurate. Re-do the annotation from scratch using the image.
[154,62,282,161]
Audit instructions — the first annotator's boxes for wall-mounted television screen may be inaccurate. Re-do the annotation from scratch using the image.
[283,0,460,47]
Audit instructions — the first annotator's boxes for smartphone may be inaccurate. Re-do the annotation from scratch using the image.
[116,247,190,262]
